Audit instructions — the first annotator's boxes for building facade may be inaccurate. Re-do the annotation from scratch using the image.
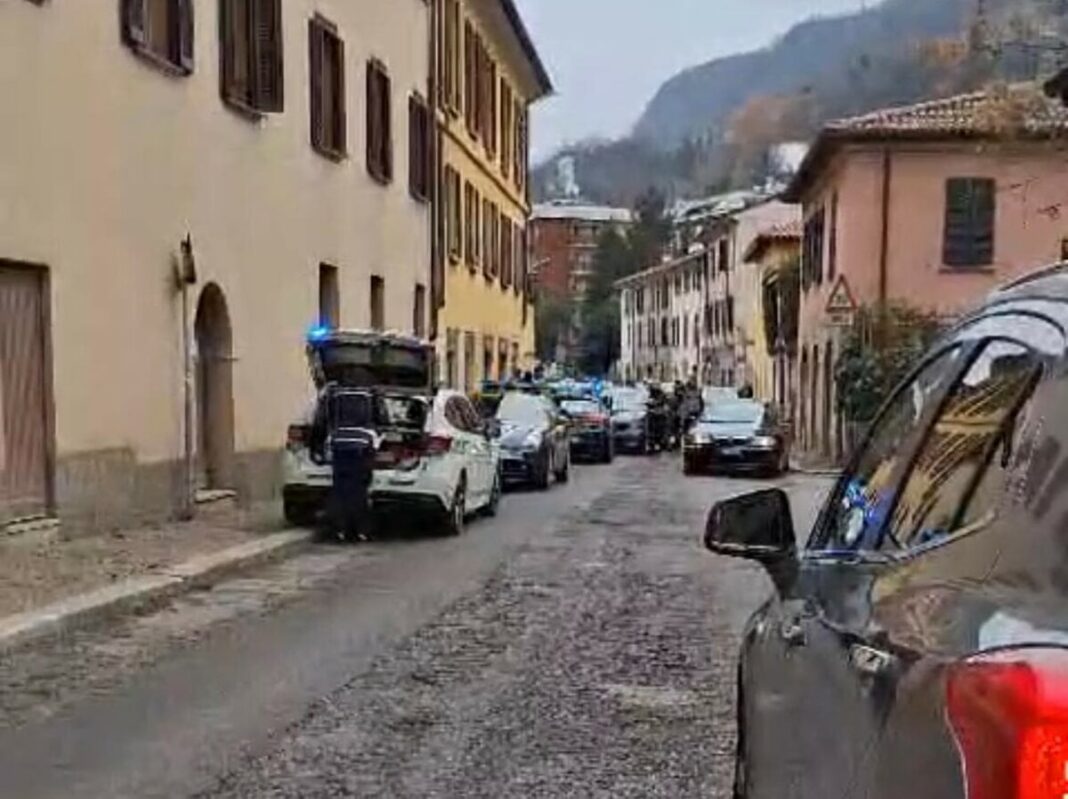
[741,223,802,414]
[530,201,632,364]
[617,251,708,384]
[1,0,431,531]
[783,86,1068,463]
[433,0,551,392]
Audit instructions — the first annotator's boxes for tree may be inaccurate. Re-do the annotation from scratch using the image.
[534,294,574,364]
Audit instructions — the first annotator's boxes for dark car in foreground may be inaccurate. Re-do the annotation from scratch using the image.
[682,400,789,476]
[703,266,1068,799]
[561,398,613,463]
[495,391,570,489]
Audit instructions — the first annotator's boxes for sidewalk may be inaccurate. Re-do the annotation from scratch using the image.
[0,502,312,651]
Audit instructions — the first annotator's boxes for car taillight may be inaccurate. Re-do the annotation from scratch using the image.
[947,648,1068,799]
[286,425,309,451]
[424,435,453,456]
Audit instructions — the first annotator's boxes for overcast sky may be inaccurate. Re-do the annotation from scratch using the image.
[514,0,870,161]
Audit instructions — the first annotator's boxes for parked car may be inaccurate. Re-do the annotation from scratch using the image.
[702,265,1068,799]
[682,400,789,476]
[561,398,614,463]
[609,386,652,454]
[283,330,499,535]
[496,391,570,489]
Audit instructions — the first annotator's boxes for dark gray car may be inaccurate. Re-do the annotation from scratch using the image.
[704,265,1068,798]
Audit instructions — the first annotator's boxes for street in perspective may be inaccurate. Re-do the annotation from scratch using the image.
[5,0,1068,797]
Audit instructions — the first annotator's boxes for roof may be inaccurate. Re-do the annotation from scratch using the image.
[532,202,634,223]
[743,221,803,264]
[613,250,705,290]
[783,84,1068,202]
[500,0,553,99]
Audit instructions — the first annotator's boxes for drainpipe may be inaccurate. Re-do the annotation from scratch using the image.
[178,236,198,521]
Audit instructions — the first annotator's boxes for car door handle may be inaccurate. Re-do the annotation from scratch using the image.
[850,644,896,677]
[779,617,807,647]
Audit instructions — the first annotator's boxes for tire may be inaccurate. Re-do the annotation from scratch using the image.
[482,470,501,517]
[284,498,316,528]
[533,452,551,491]
[444,479,466,536]
[555,450,570,483]
[602,440,614,464]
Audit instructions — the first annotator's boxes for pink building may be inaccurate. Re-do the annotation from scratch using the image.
[783,86,1068,464]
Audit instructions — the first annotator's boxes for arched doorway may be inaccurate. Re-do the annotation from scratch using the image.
[194,284,235,490]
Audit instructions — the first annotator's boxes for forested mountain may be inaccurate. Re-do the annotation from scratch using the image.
[533,0,1061,206]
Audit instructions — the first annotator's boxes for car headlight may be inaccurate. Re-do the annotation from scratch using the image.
[523,432,543,450]
[751,436,778,449]
[688,432,712,445]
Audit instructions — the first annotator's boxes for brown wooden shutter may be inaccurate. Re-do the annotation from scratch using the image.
[177,0,195,73]
[122,0,147,46]
[367,63,380,177]
[218,0,236,102]
[254,0,284,112]
[381,70,393,181]
[333,36,346,153]
[309,22,324,149]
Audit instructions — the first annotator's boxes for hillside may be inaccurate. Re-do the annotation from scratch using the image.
[632,0,976,150]
[534,0,1048,205]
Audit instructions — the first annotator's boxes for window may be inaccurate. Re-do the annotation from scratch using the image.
[818,347,963,551]
[501,212,513,289]
[408,95,430,201]
[484,58,498,158]
[515,102,527,192]
[122,0,194,74]
[413,284,426,338]
[442,0,461,113]
[482,198,495,278]
[309,17,346,159]
[718,238,730,273]
[446,329,459,388]
[828,192,839,281]
[219,0,284,114]
[444,166,461,262]
[803,207,826,288]
[463,181,477,269]
[513,222,524,296]
[886,341,1041,549]
[366,59,393,184]
[463,22,478,136]
[463,332,476,393]
[318,263,339,328]
[660,318,669,346]
[944,178,995,268]
[483,337,495,380]
[370,276,385,331]
[500,80,514,179]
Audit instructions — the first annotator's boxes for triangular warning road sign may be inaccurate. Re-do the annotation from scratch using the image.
[825,275,857,315]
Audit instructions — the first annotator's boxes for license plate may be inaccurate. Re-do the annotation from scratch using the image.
[719,446,743,458]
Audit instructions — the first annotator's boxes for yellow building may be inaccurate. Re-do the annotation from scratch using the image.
[742,222,802,408]
[432,0,552,391]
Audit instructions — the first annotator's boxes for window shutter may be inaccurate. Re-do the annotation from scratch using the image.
[333,36,347,153]
[381,71,393,181]
[367,64,380,177]
[219,0,236,102]
[122,0,147,47]
[254,0,284,112]
[309,22,324,149]
[177,0,195,73]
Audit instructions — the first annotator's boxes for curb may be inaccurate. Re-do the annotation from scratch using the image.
[0,529,314,655]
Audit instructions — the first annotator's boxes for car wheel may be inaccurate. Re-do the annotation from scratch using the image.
[533,451,551,490]
[602,440,614,464]
[483,470,501,517]
[778,448,790,476]
[444,479,466,536]
[283,498,316,528]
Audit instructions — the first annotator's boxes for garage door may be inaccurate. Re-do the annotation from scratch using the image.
[0,264,49,524]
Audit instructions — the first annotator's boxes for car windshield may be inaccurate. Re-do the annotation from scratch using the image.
[702,402,764,425]
[611,389,647,412]
[497,393,548,425]
[561,400,601,416]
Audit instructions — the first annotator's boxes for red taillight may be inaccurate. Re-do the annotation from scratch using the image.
[286,425,309,451]
[581,414,607,425]
[424,435,453,456]
[947,648,1068,799]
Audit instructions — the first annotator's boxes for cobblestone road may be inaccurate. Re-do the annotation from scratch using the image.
[0,457,832,799]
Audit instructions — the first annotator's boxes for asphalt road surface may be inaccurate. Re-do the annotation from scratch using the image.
[0,457,833,799]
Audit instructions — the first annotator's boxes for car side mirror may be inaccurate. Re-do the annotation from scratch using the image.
[704,489,798,593]
[484,419,501,439]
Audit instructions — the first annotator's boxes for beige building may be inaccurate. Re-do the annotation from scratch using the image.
[1,0,432,531]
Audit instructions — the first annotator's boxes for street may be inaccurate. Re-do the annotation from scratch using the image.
[0,457,831,799]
